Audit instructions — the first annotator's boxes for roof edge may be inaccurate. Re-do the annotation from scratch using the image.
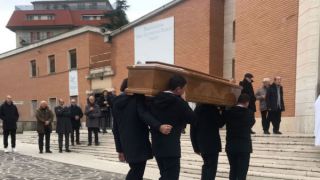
[0,26,103,59]
[109,0,184,37]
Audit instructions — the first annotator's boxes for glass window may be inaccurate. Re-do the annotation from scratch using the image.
[30,60,37,77]
[31,100,38,117]
[69,49,77,69]
[48,55,55,74]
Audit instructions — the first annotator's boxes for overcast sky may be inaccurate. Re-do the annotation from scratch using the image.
[0,0,172,54]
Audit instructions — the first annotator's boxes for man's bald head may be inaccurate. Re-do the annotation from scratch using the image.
[40,101,48,109]
[6,95,12,104]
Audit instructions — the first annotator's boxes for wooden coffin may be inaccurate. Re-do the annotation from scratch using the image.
[126,62,241,106]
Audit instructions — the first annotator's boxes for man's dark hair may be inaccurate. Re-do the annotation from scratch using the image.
[237,93,250,104]
[168,74,187,91]
[120,78,128,92]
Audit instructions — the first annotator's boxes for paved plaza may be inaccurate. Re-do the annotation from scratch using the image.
[0,151,125,180]
[0,130,318,180]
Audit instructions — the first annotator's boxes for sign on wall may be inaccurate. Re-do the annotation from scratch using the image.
[69,70,79,96]
[134,17,174,64]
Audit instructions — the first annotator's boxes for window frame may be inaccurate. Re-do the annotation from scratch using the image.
[30,60,37,77]
[68,49,78,70]
[48,55,56,74]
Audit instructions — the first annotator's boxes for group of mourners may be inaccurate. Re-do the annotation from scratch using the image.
[0,90,114,154]
[112,73,285,180]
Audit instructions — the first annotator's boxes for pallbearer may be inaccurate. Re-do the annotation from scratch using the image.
[150,74,196,180]
[224,94,254,180]
[112,78,172,180]
[190,104,225,180]
[35,101,54,154]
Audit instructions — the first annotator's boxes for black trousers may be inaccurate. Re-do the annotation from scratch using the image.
[101,111,108,132]
[156,157,180,180]
[268,110,282,132]
[88,127,99,144]
[261,110,270,131]
[58,133,70,150]
[3,129,16,148]
[126,161,147,180]
[71,127,80,144]
[227,152,250,180]
[201,153,219,180]
[38,130,51,151]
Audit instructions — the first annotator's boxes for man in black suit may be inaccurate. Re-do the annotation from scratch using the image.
[239,73,256,134]
[266,76,285,134]
[112,78,173,180]
[191,104,225,180]
[224,94,255,180]
[150,75,196,180]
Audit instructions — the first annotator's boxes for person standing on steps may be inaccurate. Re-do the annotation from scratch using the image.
[85,95,101,146]
[266,76,285,135]
[0,95,19,153]
[70,98,83,145]
[36,101,54,154]
[55,99,72,153]
[239,73,257,134]
[256,78,271,134]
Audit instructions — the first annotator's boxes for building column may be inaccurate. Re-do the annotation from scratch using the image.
[295,0,320,133]
[223,0,235,79]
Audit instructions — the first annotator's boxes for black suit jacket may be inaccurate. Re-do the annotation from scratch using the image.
[112,94,161,163]
[239,79,257,112]
[150,92,196,158]
[190,104,225,155]
[266,83,285,111]
[224,106,255,153]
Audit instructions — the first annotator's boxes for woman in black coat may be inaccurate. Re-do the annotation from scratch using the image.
[191,104,225,180]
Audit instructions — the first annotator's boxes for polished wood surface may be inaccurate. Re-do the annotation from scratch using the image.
[126,62,241,106]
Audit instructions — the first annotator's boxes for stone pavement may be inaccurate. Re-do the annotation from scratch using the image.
[0,151,125,180]
[1,129,320,180]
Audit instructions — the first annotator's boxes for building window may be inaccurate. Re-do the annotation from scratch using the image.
[232,20,236,42]
[36,32,40,41]
[78,3,85,9]
[31,100,38,117]
[82,15,103,20]
[69,49,77,69]
[48,98,57,110]
[30,60,37,77]
[46,32,52,38]
[232,58,235,79]
[26,14,55,21]
[48,55,55,74]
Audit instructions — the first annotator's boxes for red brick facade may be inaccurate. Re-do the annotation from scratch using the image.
[235,0,299,116]
[0,31,110,122]
[110,0,225,93]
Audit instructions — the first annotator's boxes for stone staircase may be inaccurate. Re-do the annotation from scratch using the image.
[17,130,320,180]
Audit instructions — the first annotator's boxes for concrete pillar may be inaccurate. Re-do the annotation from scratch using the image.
[295,0,320,133]
[223,0,235,79]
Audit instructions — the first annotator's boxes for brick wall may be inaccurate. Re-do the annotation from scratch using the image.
[0,32,110,121]
[235,0,299,116]
[110,0,223,93]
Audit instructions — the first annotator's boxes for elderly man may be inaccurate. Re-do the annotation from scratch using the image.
[36,101,54,154]
[55,99,72,153]
[266,76,285,134]
[85,95,101,146]
[70,99,83,146]
[256,78,271,134]
[0,95,19,153]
